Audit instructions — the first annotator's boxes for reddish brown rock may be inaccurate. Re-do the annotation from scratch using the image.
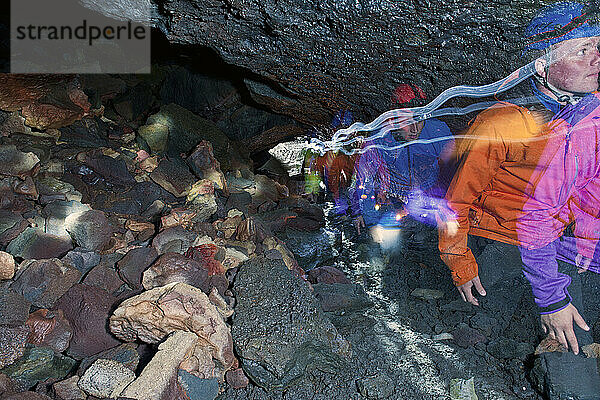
[25,309,73,353]
[0,251,16,280]
[184,244,225,276]
[125,219,155,242]
[186,141,228,194]
[0,75,90,129]
[534,337,567,355]
[307,266,351,285]
[55,284,120,359]
[142,252,208,291]
[234,217,270,243]
[226,368,249,389]
[82,259,126,296]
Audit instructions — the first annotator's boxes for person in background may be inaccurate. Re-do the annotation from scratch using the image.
[351,83,454,250]
[304,110,357,214]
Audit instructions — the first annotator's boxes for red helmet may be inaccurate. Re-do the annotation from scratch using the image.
[391,83,427,106]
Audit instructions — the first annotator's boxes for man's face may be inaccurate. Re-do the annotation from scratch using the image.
[397,120,424,141]
[546,36,600,95]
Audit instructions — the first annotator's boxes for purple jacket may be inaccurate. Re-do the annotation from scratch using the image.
[517,92,600,314]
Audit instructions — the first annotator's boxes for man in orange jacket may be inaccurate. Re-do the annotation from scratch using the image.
[439,2,600,398]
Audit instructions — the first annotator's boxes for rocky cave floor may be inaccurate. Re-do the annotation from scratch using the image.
[0,72,598,400]
[221,204,549,400]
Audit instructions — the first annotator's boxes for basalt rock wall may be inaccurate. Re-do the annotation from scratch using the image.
[147,0,551,125]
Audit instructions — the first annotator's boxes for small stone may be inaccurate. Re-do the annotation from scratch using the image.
[0,372,15,397]
[432,333,454,341]
[0,145,39,178]
[225,368,249,389]
[150,158,196,198]
[312,283,373,312]
[534,337,567,355]
[152,226,200,255]
[25,309,72,353]
[11,258,81,309]
[61,248,101,275]
[451,324,487,348]
[0,251,16,280]
[52,375,86,400]
[77,343,139,376]
[307,266,351,284]
[116,247,158,291]
[410,288,444,300]
[141,252,208,291]
[177,370,219,400]
[43,200,91,237]
[6,228,73,260]
[442,299,474,313]
[64,210,113,252]
[0,326,29,370]
[487,337,533,360]
[582,343,600,358]
[449,377,478,400]
[356,374,394,399]
[0,288,31,327]
[78,359,135,398]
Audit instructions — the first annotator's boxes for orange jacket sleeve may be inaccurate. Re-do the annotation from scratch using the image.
[438,107,511,286]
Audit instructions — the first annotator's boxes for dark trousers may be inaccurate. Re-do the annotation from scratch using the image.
[469,235,600,399]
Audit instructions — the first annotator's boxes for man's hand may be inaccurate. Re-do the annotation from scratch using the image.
[541,303,590,355]
[353,215,366,235]
[575,253,592,274]
[457,275,487,306]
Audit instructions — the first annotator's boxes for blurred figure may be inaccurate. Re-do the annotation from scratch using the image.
[351,83,454,251]
[304,110,357,214]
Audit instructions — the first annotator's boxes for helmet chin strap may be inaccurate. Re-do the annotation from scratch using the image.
[534,52,589,105]
[534,74,587,105]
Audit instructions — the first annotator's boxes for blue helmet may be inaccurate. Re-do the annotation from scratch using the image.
[525,2,600,52]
